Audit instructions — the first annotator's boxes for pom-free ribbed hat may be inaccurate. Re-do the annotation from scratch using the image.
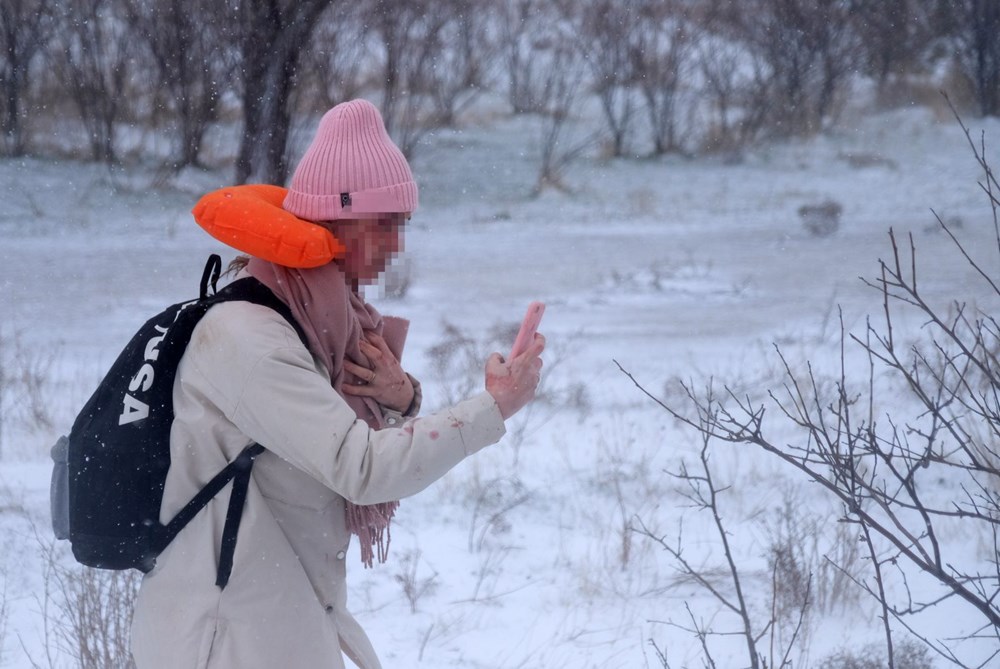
[283,99,418,221]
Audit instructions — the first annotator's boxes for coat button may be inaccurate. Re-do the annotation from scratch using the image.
[325,605,334,613]
[336,550,346,560]
[387,417,398,425]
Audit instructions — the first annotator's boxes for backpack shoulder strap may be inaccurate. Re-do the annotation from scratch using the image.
[200,254,223,299]
[195,255,308,350]
[157,442,264,587]
[155,260,312,588]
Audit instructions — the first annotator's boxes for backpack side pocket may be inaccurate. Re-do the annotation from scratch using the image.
[50,435,70,540]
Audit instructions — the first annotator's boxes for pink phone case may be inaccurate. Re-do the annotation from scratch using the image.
[510,302,545,360]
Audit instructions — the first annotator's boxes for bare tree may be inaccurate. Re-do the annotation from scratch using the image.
[370,0,452,157]
[492,0,599,192]
[711,0,861,137]
[630,0,695,156]
[424,0,499,128]
[499,0,555,114]
[565,0,637,158]
[532,30,592,194]
[233,0,333,185]
[695,35,770,155]
[634,430,811,669]
[624,108,1000,667]
[297,3,375,113]
[369,0,497,156]
[0,0,55,156]
[53,0,133,164]
[851,0,932,96]
[935,0,1000,117]
[123,0,232,170]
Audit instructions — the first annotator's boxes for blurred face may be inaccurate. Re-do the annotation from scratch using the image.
[324,213,408,287]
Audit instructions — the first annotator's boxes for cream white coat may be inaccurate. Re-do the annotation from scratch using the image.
[130,301,506,669]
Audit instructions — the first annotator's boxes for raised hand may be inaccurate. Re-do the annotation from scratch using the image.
[486,333,545,420]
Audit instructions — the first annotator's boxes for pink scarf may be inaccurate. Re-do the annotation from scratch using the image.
[246,257,400,567]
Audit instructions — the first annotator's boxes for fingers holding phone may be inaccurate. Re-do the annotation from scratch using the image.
[487,303,546,420]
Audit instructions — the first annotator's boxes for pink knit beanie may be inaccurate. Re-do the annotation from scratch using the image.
[283,99,418,221]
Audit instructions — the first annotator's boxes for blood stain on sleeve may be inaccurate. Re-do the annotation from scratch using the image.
[429,430,440,440]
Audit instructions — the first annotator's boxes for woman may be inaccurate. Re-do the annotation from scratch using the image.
[130,99,545,669]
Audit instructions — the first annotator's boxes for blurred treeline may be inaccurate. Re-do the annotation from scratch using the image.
[0,0,997,183]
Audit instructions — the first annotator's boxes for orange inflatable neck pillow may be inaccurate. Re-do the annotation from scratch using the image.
[192,184,346,268]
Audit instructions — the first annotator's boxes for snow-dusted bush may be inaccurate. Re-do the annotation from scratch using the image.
[816,640,935,669]
[0,331,56,459]
[625,111,1000,668]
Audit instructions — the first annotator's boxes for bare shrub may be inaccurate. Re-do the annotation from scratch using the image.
[935,0,1000,117]
[874,70,974,119]
[635,430,810,669]
[695,35,770,156]
[566,0,639,158]
[624,108,1000,667]
[630,0,696,156]
[0,332,9,459]
[0,563,8,666]
[29,532,139,669]
[851,1,932,94]
[297,3,375,112]
[711,0,861,137]
[530,26,594,194]
[52,0,134,164]
[587,425,662,572]
[425,320,495,409]
[56,567,139,669]
[798,199,842,238]
[838,151,898,170]
[497,1,602,190]
[122,0,232,170]
[393,548,439,614]
[816,640,935,669]
[369,0,497,157]
[466,475,530,553]
[0,0,56,157]
[423,0,499,128]
[465,545,513,603]
[762,487,862,620]
[499,0,555,115]
[370,0,452,157]
[763,499,815,626]
[606,255,713,294]
[0,329,57,458]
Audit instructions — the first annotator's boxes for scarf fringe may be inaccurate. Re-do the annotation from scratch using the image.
[345,500,399,568]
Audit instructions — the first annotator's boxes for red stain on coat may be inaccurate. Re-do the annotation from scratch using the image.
[429,430,440,440]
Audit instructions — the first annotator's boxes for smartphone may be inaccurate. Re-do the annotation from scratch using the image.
[509,302,545,360]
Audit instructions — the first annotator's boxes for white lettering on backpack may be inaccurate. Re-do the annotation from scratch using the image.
[119,393,150,425]
[118,324,169,426]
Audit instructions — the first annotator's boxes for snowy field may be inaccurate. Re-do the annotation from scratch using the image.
[1,100,999,668]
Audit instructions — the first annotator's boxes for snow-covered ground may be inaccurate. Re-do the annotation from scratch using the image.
[1,100,998,668]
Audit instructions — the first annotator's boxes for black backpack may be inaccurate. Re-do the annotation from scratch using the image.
[50,255,309,588]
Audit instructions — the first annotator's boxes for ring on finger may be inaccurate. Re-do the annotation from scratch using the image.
[369,370,377,384]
